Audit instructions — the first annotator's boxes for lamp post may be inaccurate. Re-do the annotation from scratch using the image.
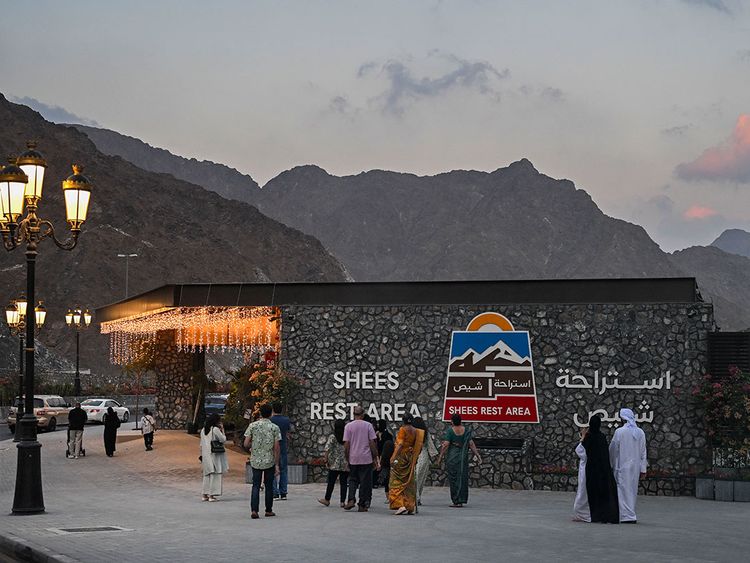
[0,141,92,514]
[116,253,138,298]
[65,307,92,397]
[5,296,46,442]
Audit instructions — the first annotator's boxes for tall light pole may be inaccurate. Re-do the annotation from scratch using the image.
[0,141,93,514]
[65,307,92,397]
[5,296,46,441]
[117,253,137,298]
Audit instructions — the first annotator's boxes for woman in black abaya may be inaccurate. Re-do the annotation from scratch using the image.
[103,407,121,457]
[581,414,619,523]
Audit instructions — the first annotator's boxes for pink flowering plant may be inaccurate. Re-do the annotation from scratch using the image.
[691,366,750,455]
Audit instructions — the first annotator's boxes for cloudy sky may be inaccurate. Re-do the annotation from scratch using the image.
[2,0,749,250]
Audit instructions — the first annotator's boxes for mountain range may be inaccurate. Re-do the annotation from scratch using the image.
[3,94,748,381]
[71,123,750,332]
[0,94,347,380]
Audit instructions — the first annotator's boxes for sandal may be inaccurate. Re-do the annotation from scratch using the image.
[394,507,408,515]
[202,495,209,502]
[208,496,219,502]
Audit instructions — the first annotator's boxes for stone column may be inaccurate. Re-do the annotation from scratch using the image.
[152,330,206,430]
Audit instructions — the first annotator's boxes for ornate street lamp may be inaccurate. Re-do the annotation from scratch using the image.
[0,141,93,515]
[5,296,46,442]
[66,307,92,397]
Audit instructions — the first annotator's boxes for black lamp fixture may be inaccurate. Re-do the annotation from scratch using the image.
[0,141,93,515]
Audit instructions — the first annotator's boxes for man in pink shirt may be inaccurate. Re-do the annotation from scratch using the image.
[343,405,380,512]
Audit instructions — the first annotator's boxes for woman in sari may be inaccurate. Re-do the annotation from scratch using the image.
[437,413,482,507]
[388,414,424,515]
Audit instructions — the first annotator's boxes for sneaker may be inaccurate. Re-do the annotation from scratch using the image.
[273,494,280,499]
[318,499,330,507]
[280,495,287,500]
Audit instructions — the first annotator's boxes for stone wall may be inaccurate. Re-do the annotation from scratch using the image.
[281,303,714,495]
[152,330,205,430]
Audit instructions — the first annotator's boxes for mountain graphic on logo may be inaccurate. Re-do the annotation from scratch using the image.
[450,340,531,373]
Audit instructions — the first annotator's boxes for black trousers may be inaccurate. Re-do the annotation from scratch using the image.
[251,466,275,513]
[143,432,154,449]
[325,470,349,503]
[347,464,373,508]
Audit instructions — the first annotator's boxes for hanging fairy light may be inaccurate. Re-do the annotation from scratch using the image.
[101,306,278,364]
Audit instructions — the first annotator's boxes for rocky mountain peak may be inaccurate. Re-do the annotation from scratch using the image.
[711,228,750,259]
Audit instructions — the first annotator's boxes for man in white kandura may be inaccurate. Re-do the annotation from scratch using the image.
[609,407,647,523]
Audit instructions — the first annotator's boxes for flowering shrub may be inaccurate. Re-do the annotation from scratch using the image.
[692,366,750,454]
[224,364,302,429]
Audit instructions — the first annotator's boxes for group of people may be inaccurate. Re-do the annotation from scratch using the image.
[198,401,649,522]
[573,407,648,524]
[317,408,482,515]
[65,402,157,459]
[199,402,291,519]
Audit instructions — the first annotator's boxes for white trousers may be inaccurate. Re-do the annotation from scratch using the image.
[202,473,223,496]
[69,430,83,457]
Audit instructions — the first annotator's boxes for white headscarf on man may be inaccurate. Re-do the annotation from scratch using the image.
[619,408,639,438]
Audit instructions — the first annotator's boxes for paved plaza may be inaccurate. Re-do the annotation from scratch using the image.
[0,425,747,563]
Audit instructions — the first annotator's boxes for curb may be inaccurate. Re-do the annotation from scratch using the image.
[0,531,79,563]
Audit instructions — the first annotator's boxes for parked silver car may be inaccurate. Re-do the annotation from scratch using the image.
[6,395,72,433]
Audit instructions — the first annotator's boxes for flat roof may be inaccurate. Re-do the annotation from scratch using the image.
[96,278,701,323]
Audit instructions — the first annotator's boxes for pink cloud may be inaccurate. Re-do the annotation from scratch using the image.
[683,205,719,220]
[676,114,750,183]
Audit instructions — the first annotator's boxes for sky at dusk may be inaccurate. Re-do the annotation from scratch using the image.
[2,0,749,251]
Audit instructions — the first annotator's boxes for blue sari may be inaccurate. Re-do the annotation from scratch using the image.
[445,427,472,505]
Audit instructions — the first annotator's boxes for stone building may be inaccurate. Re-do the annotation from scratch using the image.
[97,278,714,495]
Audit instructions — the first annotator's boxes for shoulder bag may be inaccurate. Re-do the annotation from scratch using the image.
[210,427,225,454]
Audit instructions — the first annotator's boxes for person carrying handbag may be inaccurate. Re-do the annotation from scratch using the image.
[200,413,229,502]
[141,408,157,451]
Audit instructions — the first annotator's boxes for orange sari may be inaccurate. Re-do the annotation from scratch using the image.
[388,427,425,512]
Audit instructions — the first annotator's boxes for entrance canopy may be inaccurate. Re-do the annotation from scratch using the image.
[96,279,701,365]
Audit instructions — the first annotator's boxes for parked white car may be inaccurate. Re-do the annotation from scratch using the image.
[80,399,130,423]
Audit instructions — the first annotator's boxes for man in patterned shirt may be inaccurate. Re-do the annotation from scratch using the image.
[244,403,281,519]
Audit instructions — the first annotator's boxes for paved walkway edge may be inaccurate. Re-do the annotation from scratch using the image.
[0,530,79,563]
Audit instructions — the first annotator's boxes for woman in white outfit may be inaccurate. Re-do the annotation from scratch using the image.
[200,413,229,502]
[413,417,439,507]
[572,427,590,522]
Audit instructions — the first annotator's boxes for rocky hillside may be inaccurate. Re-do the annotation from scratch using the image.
[670,246,750,331]
[75,119,750,331]
[257,161,681,281]
[711,229,750,259]
[0,94,347,379]
[73,124,261,205]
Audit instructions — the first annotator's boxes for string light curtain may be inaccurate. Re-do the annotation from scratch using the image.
[101,306,278,365]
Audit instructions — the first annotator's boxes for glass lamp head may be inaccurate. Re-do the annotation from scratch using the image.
[0,158,28,224]
[62,165,92,229]
[5,302,19,327]
[73,309,82,325]
[35,301,47,327]
[65,309,74,326]
[83,309,92,326]
[15,296,27,318]
[17,141,47,204]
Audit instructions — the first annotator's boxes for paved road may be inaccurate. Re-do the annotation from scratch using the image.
[0,426,747,562]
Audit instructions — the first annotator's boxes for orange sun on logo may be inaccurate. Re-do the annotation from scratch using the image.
[466,312,514,332]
